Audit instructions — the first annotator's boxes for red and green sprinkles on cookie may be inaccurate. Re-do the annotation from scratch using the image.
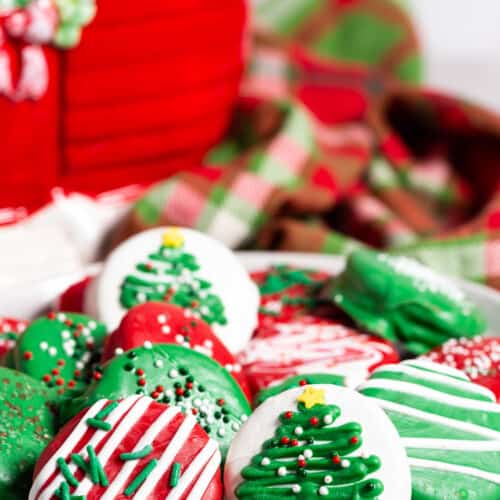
[14,312,107,397]
[61,344,251,459]
[30,396,223,499]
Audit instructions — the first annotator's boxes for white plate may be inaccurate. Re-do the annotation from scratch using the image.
[2,251,500,335]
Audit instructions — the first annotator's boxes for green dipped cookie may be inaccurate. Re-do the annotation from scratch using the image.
[331,250,486,354]
[62,343,251,459]
[13,312,107,398]
[255,373,346,406]
[0,367,56,499]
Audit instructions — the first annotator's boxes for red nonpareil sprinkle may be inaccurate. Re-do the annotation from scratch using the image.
[64,319,73,327]
[52,368,60,376]
[290,439,299,446]
[136,368,144,376]
[281,437,290,445]
[284,411,293,420]
[151,391,160,399]
[76,323,84,330]
[43,374,51,382]
[217,399,225,406]
[176,387,184,396]
[186,382,193,389]
[145,263,153,270]
[350,436,359,444]
[57,359,65,366]
[138,378,146,387]
[310,417,319,426]
[47,312,56,320]
[191,408,198,415]
[74,370,81,378]
[68,380,76,388]
[23,351,33,360]
[156,385,164,392]
[191,301,199,308]
[332,455,341,464]
[57,389,65,395]
[299,379,308,386]
[94,372,102,380]
[297,458,306,467]
[74,332,81,338]
[56,378,64,386]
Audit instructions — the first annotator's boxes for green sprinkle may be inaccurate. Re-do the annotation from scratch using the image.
[120,444,153,461]
[124,459,158,496]
[56,482,70,500]
[71,453,89,474]
[98,462,109,487]
[86,418,112,431]
[57,457,79,487]
[87,445,100,484]
[94,401,118,420]
[170,462,182,487]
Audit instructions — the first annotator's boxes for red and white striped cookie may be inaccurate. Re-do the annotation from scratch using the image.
[30,395,222,500]
[101,303,251,399]
[423,335,500,401]
[0,316,28,358]
[238,316,399,393]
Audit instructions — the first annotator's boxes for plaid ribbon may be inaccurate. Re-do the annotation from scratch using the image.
[118,0,500,289]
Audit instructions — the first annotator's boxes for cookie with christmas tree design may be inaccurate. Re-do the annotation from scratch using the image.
[330,250,486,354]
[225,384,411,499]
[0,316,28,360]
[13,312,107,398]
[101,302,251,399]
[62,343,251,460]
[84,227,259,353]
[0,367,56,499]
[359,360,500,499]
[30,395,222,500]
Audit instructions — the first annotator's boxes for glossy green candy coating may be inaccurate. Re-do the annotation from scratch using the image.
[331,250,486,354]
[14,312,107,399]
[255,374,346,406]
[61,343,251,459]
[0,368,56,499]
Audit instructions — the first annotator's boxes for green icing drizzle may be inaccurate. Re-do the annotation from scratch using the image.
[119,234,227,327]
[331,250,486,354]
[236,399,383,499]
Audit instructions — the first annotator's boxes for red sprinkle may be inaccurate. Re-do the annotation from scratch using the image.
[185,382,193,389]
[310,417,319,426]
[217,399,225,406]
[284,411,293,420]
[290,439,299,446]
[297,459,306,467]
[299,379,308,386]
[93,372,102,380]
[56,378,64,386]
[176,387,185,396]
[136,368,145,376]
[52,368,60,376]
[332,455,341,464]
[191,408,198,415]
[23,351,33,360]
[151,391,160,399]
[42,375,51,382]
[65,319,73,327]
[138,378,146,387]
[280,437,290,445]
[74,370,82,378]
[57,359,65,366]
[156,385,164,392]
[47,312,56,320]
[350,436,359,445]
[68,380,76,388]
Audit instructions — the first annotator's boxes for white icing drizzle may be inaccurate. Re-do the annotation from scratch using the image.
[367,398,500,440]
[134,415,197,497]
[167,439,219,500]
[72,397,152,497]
[403,439,500,451]
[360,379,500,413]
[409,458,500,484]
[100,405,180,500]
[370,363,496,401]
[403,359,473,381]
[29,399,111,500]
[186,447,222,500]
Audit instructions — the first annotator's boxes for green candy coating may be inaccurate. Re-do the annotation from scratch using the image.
[14,312,107,399]
[255,374,346,406]
[61,344,251,459]
[0,368,56,499]
[331,250,486,354]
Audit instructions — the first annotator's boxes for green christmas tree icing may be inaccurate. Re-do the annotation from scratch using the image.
[236,387,383,499]
[120,229,227,327]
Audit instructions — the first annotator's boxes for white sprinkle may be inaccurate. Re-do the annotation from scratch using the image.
[114,348,124,356]
[76,361,84,370]
[161,325,171,334]
[40,342,48,351]
[304,449,313,459]
[323,415,333,425]
[137,292,147,303]
[277,467,287,477]
[341,459,350,468]
[324,475,332,484]
[294,426,303,436]
[154,360,163,368]
[88,321,97,329]
[61,330,71,340]
[48,347,57,356]
[175,335,184,344]
[157,314,167,324]
[241,415,248,422]
[204,340,213,348]
[144,341,152,349]
[57,313,66,322]
[292,484,301,493]
[232,422,240,432]
[156,284,166,292]
[225,364,233,372]
[319,486,328,496]
[217,428,225,437]
[168,369,179,378]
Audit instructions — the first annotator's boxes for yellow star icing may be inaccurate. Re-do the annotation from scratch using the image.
[297,387,325,409]
[162,228,184,249]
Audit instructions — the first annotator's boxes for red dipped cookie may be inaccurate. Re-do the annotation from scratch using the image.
[423,336,500,400]
[29,395,222,500]
[238,316,399,394]
[251,266,332,334]
[102,303,251,399]
[0,317,28,358]
[56,276,93,313]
